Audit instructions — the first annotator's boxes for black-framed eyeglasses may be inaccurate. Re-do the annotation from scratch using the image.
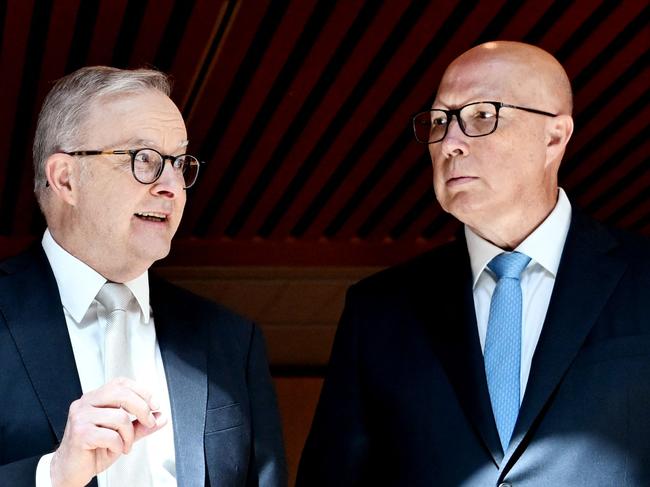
[412,101,558,144]
[63,148,204,189]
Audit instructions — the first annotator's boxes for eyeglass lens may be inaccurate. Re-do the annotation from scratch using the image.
[133,149,200,188]
[414,102,499,143]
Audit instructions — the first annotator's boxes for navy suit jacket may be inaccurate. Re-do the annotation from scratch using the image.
[0,247,287,487]
[297,210,650,486]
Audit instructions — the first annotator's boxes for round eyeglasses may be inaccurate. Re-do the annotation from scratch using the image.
[412,101,558,144]
[63,148,204,189]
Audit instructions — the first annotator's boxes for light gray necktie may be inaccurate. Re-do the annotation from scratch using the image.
[96,282,152,486]
[98,283,135,381]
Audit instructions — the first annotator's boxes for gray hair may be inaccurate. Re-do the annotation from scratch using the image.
[33,66,171,205]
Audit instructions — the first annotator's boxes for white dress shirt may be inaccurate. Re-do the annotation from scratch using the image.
[35,229,177,487]
[465,188,572,403]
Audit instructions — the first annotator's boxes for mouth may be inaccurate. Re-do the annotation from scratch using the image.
[446,176,477,186]
[134,211,168,223]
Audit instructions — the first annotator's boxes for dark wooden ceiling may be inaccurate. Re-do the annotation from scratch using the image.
[0,0,648,266]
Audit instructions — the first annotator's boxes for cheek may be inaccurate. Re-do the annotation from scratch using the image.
[90,194,133,237]
[429,150,444,183]
[495,154,544,204]
[430,161,447,200]
[177,193,187,215]
[431,161,441,185]
[482,139,526,183]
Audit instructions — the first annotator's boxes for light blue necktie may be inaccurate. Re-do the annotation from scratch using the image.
[484,251,531,452]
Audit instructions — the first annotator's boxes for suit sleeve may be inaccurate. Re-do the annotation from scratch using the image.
[296,286,371,487]
[245,324,288,487]
[0,456,43,487]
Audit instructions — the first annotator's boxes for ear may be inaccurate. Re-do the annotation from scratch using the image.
[44,153,79,206]
[545,114,574,165]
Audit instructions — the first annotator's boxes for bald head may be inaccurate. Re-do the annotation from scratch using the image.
[428,41,575,249]
[440,41,573,115]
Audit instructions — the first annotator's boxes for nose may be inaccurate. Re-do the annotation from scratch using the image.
[439,115,469,158]
[151,159,184,199]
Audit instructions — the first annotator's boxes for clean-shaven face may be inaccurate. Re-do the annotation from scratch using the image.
[429,49,558,242]
[69,90,188,276]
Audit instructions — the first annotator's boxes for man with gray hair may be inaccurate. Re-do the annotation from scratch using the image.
[0,66,287,487]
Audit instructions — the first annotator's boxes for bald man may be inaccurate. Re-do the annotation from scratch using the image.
[297,41,650,486]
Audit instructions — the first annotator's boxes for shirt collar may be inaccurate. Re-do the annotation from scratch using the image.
[465,188,572,287]
[41,229,150,323]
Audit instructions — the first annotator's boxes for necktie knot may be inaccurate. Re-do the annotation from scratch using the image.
[488,251,531,280]
[96,282,133,312]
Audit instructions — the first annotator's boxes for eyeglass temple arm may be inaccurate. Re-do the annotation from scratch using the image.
[500,103,558,117]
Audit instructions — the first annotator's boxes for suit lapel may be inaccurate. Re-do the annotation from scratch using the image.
[504,211,627,467]
[0,247,82,442]
[151,278,207,487]
[414,241,503,466]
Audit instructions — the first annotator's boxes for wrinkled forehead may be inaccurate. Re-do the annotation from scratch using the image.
[434,55,543,108]
[83,90,188,149]
[92,89,184,120]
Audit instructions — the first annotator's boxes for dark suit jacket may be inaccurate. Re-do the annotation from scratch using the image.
[297,210,650,486]
[0,246,287,487]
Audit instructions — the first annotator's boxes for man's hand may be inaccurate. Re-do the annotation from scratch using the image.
[50,378,167,487]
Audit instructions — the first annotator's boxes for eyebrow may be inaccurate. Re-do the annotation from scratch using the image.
[111,138,190,150]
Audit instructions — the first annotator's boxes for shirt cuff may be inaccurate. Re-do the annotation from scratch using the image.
[36,453,54,487]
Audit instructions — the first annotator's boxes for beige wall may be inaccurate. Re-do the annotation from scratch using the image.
[274,377,323,486]
[154,266,382,367]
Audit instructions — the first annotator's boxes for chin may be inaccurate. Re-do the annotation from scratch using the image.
[132,241,172,268]
[150,245,172,262]
[446,200,488,226]
[440,191,475,214]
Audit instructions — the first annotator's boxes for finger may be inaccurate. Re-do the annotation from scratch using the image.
[66,405,129,454]
[87,377,160,410]
[134,411,168,442]
[95,447,122,475]
[111,377,160,410]
[91,407,137,454]
[83,426,125,456]
[65,399,133,451]
[84,381,157,428]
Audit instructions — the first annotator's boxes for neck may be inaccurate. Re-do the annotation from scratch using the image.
[469,198,558,250]
[48,228,148,283]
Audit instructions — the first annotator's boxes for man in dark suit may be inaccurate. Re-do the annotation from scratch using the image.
[297,41,649,486]
[0,66,286,487]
